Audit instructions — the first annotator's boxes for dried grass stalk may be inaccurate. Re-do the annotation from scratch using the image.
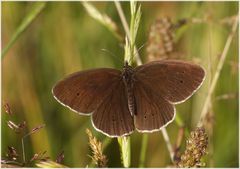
[86,129,107,168]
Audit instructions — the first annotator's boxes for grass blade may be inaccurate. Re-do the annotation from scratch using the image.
[2,2,46,58]
[82,2,122,41]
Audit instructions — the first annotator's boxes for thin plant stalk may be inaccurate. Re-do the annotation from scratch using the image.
[115,1,176,166]
[21,124,45,164]
[161,128,174,162]
[21,138,26,163]
[117,2,141,167]
[139,134,148,167]
[82,2,122,41]
[2,2,46,58]
[198,16,238,126]
[115,2,141,166]
[118,137,131,167]
[116,37,132,168]
[114,1,130,38]
[114,1,142,65]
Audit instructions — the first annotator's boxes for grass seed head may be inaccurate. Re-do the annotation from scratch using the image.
[86,129,108,167]
[177,127,208,168]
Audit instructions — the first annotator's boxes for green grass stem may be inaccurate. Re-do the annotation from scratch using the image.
[117,2,141,167]
[139,134,148,167]
[118,137,131,167]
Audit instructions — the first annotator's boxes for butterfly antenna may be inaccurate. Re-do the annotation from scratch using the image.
[131,42,147,64]
[100,49,123,64]
[137,42,148,54]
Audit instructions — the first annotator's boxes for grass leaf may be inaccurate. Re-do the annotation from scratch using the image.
[2,2,46,58]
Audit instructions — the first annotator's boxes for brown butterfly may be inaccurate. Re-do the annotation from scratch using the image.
[52,60,205,137]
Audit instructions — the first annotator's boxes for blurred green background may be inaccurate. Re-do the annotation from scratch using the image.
[2,2,239,167]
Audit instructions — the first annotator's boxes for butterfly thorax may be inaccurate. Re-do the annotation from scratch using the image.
[122,61,136,116]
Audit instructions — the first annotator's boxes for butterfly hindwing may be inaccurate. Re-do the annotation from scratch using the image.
[92,80,134,137]
[133,80,175,132]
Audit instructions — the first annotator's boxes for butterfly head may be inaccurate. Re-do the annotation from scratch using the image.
[124,60,129,67]
[123,61,133,69]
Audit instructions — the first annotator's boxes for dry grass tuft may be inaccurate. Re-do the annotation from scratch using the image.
[177,127,208,167]
[86,129,108,167]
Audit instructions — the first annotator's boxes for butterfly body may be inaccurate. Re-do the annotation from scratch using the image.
[122,61,136,116]
[52,60,205,137]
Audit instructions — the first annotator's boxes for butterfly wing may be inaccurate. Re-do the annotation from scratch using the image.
[92,80,134,137]
[52,68,121,114]
[133,81,175,132]
[134,60,205,104]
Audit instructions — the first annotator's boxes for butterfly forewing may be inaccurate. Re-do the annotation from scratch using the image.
[52,68,121,114]
[92,80,134,137]
[134,60,205,104]
[133,80,175,132]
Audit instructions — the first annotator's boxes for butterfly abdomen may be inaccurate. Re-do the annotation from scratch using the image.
[126,85,136,116]
[122,63,136,116]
